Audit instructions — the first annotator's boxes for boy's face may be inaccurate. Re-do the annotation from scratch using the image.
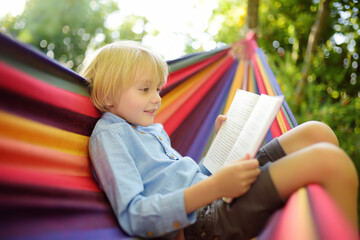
[108,75,164,126]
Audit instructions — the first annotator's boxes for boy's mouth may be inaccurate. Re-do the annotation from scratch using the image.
[144,108,158,115]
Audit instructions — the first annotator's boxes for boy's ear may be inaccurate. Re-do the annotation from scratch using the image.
[104,97,114,108]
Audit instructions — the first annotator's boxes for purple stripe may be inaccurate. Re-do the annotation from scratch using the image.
[169,60,235,159]
[0,33,87,85]
[256,49,298,126]
[249,60,273,143]
[12,228,135,240]
[0,87,98,136]
[0,182,130,239]
[168,77,224,156]
[264,129,274,143]
[187,61,238,161]
[257,209,284,240]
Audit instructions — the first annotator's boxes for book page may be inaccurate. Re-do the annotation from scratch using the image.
[225,94,284,163]
[203,90,260,174]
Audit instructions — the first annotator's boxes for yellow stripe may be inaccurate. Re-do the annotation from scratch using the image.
[298,188,318,240]
[223,60,244,113]
[0,111,89,156]
[158,72,202,113]
[277,111,288,134]
[254,54,288,134]
[158,57,226,115]
[246,61,252,93]
[254,54,275,96]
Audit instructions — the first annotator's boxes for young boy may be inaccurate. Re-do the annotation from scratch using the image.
[79,41,358,239]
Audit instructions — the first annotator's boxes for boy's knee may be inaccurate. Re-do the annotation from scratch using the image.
[300,121,339,146]
[312,143,358,186]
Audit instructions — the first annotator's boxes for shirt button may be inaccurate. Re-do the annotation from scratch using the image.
[141,132,146,134]
[132,125,136,129]
[170,155,175,159]
[173,221,180,229]
[159,136,162,141]
[147,232,153,237]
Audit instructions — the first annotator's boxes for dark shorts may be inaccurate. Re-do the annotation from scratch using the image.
[184,138,286,240]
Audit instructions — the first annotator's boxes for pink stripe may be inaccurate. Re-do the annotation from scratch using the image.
[166,50,229,87]
[307,184,358,240]
[0,165,101,192]
[0,61,100,118]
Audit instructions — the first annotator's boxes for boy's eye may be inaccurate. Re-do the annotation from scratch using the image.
[140,88,149,92]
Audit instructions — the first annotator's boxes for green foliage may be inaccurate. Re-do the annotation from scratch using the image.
[117,15,149,42]
[0,0,152,70]
[251,1,360,227]
[209,0,247,43]
[0,0,359,228]
[234,0,360,162]
[2,0,120,69]
[210,2,360,223]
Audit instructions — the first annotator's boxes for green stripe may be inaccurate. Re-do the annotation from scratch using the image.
[0,55,90,97]
[281,105,296,129]
[168,47,228,72]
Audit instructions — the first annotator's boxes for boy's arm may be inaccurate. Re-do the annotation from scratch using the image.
[184,155,260,213]
[90,129,194,238]
[185,115,259,213]
[184,175,221,213]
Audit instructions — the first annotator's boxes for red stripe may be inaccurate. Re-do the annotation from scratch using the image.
[252,54,267,95]
[166,49,230,87]
[164,54,234,135]
[0,165,101,192]
[252,55,282,137]
[270,119,282,138]
[0,61,100,118]
[307,184,358,240]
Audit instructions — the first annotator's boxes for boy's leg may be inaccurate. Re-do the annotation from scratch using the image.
[184,163,285,240]
[278,121,339,154]
[269,142,358,227]
[256,121,337,166]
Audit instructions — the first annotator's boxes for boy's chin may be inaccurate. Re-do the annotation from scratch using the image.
[137,119,155,127]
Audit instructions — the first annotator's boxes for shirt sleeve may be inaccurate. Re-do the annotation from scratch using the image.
[89,128,196,238]
[198,158,212,176]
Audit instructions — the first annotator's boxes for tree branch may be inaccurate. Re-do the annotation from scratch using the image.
[295,0,330,105]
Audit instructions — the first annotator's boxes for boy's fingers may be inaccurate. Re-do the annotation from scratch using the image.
[215,115,226,125]
[219,115,227,121]
[228,158,259,169]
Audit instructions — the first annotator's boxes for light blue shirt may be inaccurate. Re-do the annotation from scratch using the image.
[89,112,210,238]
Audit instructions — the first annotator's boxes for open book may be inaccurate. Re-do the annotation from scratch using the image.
[203,89,284,174]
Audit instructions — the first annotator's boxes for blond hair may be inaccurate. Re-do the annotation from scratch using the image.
[78,41,168,112]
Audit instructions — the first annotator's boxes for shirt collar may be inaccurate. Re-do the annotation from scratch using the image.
[102,111,128,124]
[102,112,163,134]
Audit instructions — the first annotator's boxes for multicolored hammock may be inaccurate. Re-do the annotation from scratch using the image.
[0,32,357,240]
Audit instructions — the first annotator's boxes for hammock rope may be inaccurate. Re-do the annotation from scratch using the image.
[0,32,357,240]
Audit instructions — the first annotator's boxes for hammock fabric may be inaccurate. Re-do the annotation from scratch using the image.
[0,32,357,240]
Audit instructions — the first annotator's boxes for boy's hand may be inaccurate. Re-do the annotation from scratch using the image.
[211,154,260,199]
[214,115,227,135]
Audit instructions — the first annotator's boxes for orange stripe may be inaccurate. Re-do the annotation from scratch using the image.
[0,165,100,192]
[223,60,245,113]
[272,188,317,239]
[0,111,89,156]
[156,56,230,123]
[0,137,92,177]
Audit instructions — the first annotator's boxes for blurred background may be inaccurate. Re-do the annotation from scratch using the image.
[1,0,359,162]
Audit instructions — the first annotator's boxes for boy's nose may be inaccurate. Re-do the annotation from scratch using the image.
[151,91,162,103]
